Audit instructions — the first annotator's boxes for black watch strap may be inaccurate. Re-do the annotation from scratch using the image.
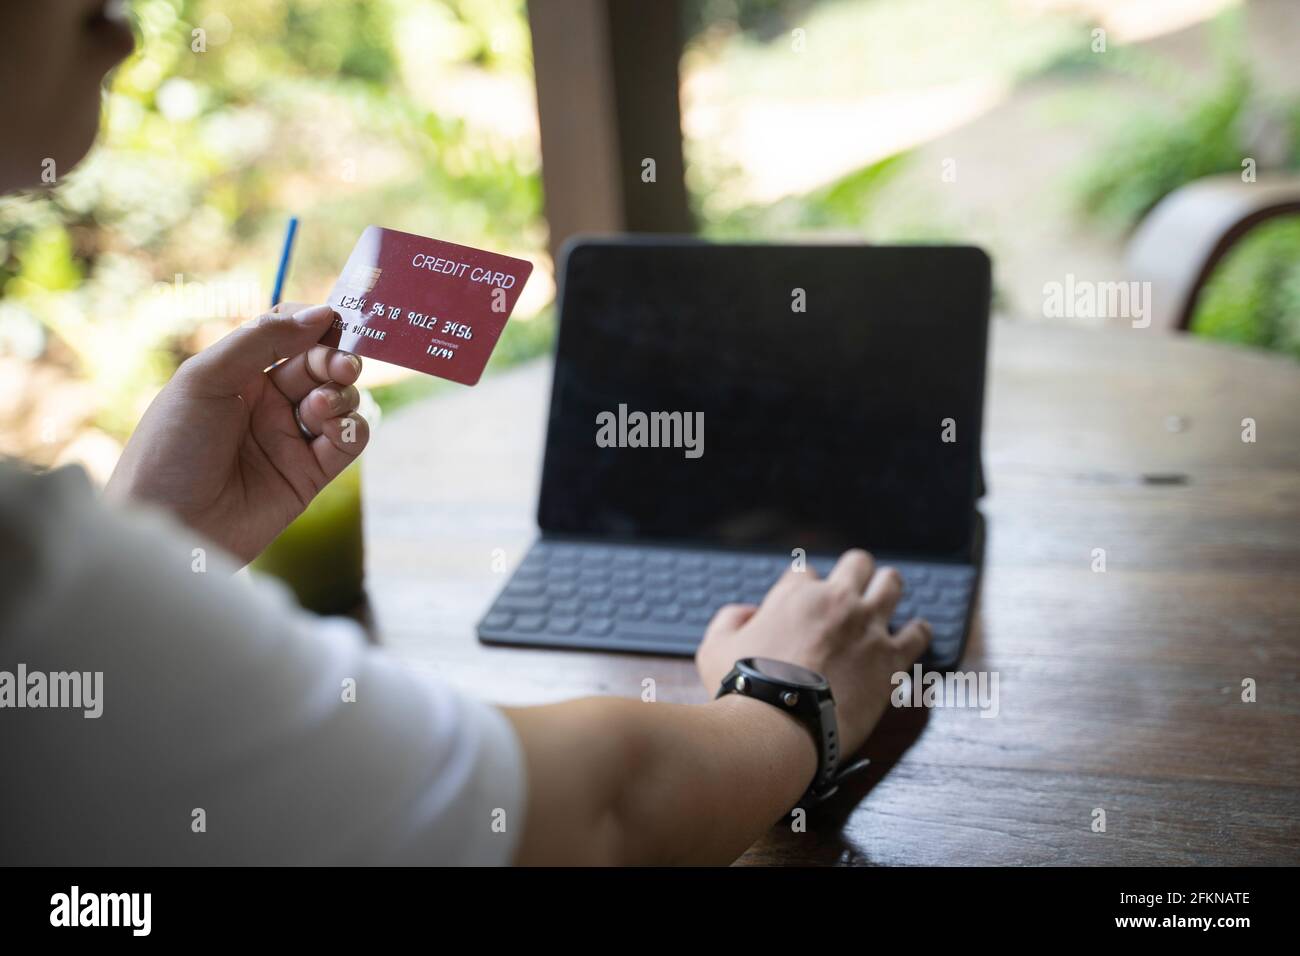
[801,755,872,809]
[716,661,871,810]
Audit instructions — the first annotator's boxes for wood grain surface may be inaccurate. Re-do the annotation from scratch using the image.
[361,320,1300,865]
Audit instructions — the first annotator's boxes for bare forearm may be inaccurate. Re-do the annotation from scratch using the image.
[505,694,816,865]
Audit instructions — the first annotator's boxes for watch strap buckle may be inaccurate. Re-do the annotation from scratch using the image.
[798,755,872,810]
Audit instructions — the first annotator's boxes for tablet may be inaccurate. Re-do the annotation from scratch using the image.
[538,238,991,560]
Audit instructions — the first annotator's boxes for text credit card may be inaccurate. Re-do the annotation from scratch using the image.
[321,225,534,385]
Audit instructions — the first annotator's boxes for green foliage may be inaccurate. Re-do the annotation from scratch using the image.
[1072,11,1299,232]
[700,152,912,239]
[280,0,398,83]
[1074,65,1264,229]
[1192,218,1300,360]
[11,224,83,292]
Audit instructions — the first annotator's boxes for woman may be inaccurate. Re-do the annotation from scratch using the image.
[0,0,931,865]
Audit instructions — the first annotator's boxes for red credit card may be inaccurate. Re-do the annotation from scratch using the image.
[320,226,534,386]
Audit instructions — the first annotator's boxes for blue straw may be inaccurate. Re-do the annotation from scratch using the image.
[270,216,299,307]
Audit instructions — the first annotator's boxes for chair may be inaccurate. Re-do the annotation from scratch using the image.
[1125,172,1300,332]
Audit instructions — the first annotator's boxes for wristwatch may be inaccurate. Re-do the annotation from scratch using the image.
[715,657,870,810]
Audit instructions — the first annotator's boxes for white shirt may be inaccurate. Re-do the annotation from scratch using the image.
[0,462,527,865]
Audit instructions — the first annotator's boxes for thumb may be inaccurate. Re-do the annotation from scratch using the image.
[180,303,337,395]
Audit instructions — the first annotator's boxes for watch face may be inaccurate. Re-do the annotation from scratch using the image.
[748,657,826,688]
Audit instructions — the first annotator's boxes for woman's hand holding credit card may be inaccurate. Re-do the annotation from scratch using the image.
[321,225,534,385]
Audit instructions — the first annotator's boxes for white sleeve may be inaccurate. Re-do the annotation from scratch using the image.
[0,464,527,865]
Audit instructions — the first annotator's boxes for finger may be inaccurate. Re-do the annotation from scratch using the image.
[296,384,360,438]
[826,548,874,595]
[863,565,904,618]
[180,303,338,396]
[310,413,370,481]
[766,561,821,603]
[893,617,932,662]
[705,603,758,637]
[796,560,822,581]
[269,344,363,403]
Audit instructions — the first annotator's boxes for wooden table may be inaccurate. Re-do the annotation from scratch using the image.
[362,320,1300,865]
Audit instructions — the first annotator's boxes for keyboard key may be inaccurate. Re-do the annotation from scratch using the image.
[931,625,962,650]
[506,578,544,596]
[939,586,967,605]
[934,568,974,586]
[610,621,703,645]
[548,616,579,634]
[902,566,929,584]
[497,594,549,613]
[482,611,514,629]
[580,617,614,636]
[514,614,546,632]
[928,605,965,625]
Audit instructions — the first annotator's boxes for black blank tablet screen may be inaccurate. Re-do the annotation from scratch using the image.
[538,241,990,558]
